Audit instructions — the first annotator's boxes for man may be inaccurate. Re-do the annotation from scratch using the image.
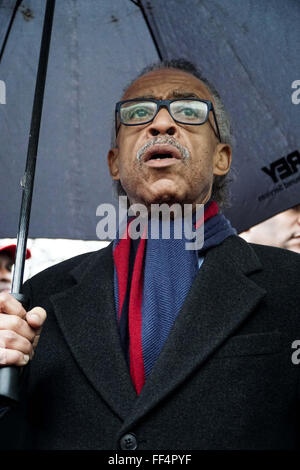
[0,245,31,294]
[0,59,300,450]
[240,204,300,253]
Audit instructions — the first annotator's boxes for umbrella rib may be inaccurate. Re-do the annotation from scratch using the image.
[0,0,23,63]
[129,0,163,61]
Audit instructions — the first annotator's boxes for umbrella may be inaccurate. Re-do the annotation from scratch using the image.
[1,0,300,240]
[0,0,56,405]
[0,0,159,240]
[0,0,299,407]
[0,0,160,404]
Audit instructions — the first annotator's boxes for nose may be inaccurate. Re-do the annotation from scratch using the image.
[147,107,177,137]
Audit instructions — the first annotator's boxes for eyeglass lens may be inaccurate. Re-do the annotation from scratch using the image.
[119,100,209,125]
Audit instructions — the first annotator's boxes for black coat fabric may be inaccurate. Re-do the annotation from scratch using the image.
[0,235,300,450]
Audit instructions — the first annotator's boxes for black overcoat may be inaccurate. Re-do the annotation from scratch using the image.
[0,235,300,449]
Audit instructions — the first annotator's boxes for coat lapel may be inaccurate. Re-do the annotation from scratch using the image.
[50,243,137,421]
[120,235,267,432]
[49,235,267,429]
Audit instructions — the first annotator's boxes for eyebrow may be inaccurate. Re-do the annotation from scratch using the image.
[170,90,201,99]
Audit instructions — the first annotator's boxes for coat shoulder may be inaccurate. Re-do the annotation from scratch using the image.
[220,235,300,291]
[248,239,300,272]
[243,239,300,300]
[22,243,113,302]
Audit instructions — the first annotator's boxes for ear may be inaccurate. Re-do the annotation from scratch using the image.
[107,147,120,180]
[213,143,232,176]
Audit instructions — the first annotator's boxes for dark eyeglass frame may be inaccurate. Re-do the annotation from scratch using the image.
[115,98,222,142]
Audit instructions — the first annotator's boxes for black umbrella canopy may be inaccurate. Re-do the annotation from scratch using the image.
[140,0,300,232]
[0,0,299,238]
[0,0,158,239]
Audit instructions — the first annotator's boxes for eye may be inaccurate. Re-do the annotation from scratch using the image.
[171,101,208,123]
[175,106,199,119]
[130,107,150,118]
[5,262,12,273]
[120,102,155,123]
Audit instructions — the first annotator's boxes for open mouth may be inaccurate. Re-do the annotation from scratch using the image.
[142,144,182,166]
[148,153,174,160]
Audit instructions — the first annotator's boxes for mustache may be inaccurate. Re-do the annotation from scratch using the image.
[136,136,191,163]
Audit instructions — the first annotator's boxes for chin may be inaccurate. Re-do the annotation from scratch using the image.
[151,192,181,204]
[145,190,190,207]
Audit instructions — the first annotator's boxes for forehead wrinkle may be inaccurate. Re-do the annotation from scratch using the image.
[128,94,157,100]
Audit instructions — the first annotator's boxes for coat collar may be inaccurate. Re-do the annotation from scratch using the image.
[50,235,266,425]
[50,243,137,421]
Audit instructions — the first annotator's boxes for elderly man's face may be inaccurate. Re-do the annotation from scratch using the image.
[108,68,231,208]
[0,253,13,294]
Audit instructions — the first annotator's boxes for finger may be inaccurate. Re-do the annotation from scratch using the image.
[0,293,27,318]
[0,347,30,366]
[0,314,35,343]
[0,330,33,357]
[26,307,47,333]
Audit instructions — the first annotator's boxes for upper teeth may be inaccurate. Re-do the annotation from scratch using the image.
[151,153,171,160]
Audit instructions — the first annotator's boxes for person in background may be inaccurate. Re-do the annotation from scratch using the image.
[0,245,31,294]
[240,204,300,254]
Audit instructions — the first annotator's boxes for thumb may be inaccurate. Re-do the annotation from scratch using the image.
[26,307,47,332]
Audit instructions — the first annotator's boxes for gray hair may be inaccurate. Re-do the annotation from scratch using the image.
[112,58,234,208]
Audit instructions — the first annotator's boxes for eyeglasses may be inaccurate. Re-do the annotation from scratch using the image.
[115,98,221,141]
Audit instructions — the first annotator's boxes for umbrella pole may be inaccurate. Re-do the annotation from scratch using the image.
[0,0,56,406]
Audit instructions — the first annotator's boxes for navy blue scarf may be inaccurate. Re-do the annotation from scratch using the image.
[113,200,236,394]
